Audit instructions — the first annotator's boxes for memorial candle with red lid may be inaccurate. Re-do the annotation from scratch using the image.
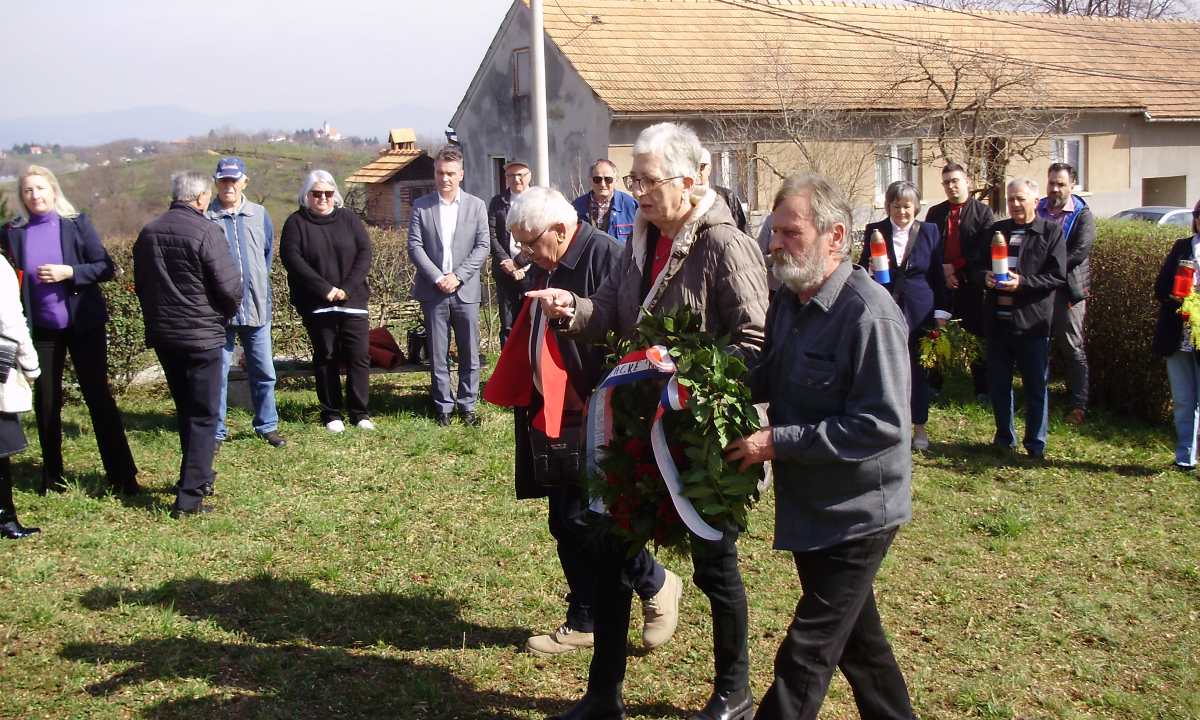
[1174,259,1195,299]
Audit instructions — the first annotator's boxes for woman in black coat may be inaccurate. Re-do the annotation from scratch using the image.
[0,166,139,496]
[280,170,373,433]
[858,180,949,451]
[1152,199,1200,470]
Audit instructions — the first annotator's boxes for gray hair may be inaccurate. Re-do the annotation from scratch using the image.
[298,170,344,209]
[632,122,703,186]
[588,158,616,176]
[772,172,855,261]
[1007,178,1039,196]
[506,186,578,235]
[171,171,212,203]
[885,180,921,208]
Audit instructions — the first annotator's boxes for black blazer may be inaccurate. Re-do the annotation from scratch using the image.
[1152,236,1195,357]
[969,217,1066,336]
[514,222,621,500]
[925,198,995,335]
[0,213,115,334]
[487,190,531,283]
[857,219,947,333]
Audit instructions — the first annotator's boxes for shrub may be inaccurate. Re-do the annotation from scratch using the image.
[1086,219,1191,424]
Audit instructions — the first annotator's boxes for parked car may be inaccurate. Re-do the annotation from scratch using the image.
[1111,206,1193,228]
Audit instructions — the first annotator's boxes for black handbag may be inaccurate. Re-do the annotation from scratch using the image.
[529,411,585,488]
[0,334,20,383]
[406,322,429,365]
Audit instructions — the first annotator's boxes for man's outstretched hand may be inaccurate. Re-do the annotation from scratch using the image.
[724,428,776,473]
[525,288,576,319]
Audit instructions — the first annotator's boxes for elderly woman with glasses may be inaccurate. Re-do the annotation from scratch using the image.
[528,122,768,720]
[858,180,948,451]
[280,170,373,433]
[0,166,139,497]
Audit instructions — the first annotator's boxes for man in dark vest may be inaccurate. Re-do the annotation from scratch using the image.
[488,159,533,349]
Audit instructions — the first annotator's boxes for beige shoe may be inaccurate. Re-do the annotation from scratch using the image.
[642,568,681,650]
[525,624,594,657]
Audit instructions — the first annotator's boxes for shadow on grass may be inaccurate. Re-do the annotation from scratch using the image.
[923,441,1161,477]
[79,574,528,651]
[61,637,559,719]
[68,575,691,718]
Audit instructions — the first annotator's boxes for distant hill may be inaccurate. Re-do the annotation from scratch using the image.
[0,143,378,239]
[0,104,452,148]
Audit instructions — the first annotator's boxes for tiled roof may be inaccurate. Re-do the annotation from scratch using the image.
[536,0,1200,118]
[345,149,425,184]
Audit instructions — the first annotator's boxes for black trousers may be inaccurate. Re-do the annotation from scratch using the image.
[755,529,912,720]
[303,312,371,424]
[548,484,665,633]
[156,346,223,510]
[32,326,137,489]
[589,517,748,695]
[495,273,525,350]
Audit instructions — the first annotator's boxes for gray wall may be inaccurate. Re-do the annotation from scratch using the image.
[453,2,612,201]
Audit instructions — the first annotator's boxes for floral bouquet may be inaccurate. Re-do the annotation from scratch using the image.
[586,309,763,554]
[917,320,982,374]
[1179,293,1200,348]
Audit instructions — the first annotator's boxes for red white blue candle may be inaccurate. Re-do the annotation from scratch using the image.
[991,231,1009,283]
[869,229,890,284]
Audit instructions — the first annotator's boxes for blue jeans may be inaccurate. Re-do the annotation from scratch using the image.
[986,330,1051,454]
[217,324,279,440]
[1165,350,1200,467]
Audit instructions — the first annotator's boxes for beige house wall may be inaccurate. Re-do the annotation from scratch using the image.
[752,140,876,212]
[1088,133,1131,193]
[606,145,635,185]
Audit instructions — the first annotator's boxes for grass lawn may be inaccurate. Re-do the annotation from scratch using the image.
[0,370,1197,719]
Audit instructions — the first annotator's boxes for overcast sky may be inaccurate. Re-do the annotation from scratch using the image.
[0,0,514,120]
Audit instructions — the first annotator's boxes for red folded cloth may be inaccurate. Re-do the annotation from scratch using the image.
[368,327,404,369]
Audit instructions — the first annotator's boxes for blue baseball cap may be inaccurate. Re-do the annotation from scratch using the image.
[215,157,246,179]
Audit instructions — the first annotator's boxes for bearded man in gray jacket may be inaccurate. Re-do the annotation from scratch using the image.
[726,172,914,720]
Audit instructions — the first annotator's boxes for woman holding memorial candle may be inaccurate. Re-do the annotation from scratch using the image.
[1152,198,1200,471]
[858,180,948,451]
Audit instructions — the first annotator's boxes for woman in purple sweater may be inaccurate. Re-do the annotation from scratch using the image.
[0,166,139,497]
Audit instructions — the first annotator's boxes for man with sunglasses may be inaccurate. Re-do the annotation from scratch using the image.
[571,159,637,244]
[488,160,533,349]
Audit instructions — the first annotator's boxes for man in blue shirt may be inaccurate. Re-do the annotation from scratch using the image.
[572,159,636,244]
[206,157,286,451]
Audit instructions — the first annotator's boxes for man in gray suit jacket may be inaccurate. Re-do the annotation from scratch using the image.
[407,148,491,426]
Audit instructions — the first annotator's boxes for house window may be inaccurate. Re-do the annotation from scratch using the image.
[1051,136,1085,190]
[705,145,754,211]
[492,156,507,196]
[513,48,530,98]
[876,142,916,203]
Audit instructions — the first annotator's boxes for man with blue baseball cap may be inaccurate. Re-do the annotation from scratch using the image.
[206,157,286,451]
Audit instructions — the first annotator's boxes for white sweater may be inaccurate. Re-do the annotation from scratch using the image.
[0,260,40,413]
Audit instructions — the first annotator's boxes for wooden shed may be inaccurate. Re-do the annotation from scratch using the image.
[346,128,435,228]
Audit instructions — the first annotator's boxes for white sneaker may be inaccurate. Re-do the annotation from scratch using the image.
[356,418,375,430]
[325,420,345,433]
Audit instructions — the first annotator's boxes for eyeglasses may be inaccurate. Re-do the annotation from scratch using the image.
[309,190,335,199]
[516,226,554,252]
[592,176,616,185]
[623,175,682,192]
[506,171,529,179]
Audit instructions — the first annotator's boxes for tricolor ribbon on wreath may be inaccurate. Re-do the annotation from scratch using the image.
[584,344,724,541]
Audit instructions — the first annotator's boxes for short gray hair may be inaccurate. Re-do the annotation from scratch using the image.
[885,180,921,208]
[1007,178,1039,196]
[772,172,854,260]
[171,171,212,203]
[506,186,578,235]
[298,170,344,209]
[632,123,703,186]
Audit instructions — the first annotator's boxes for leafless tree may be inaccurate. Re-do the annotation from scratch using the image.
[888,42,1074,209]
[707,37,877,208]
[913,0,1194,18]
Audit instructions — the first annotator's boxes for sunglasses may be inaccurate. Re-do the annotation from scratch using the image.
[309,190,335,199]
[592,176,616,185]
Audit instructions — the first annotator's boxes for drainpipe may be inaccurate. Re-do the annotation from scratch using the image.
[530,0,550,187]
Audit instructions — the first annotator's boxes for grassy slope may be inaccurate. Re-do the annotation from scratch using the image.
[0,144,376,238]
[0,371,1196,720]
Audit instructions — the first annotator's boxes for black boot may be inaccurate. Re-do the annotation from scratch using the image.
[0,510,40,539]
[691,687,753,720]
[546,687,625,720]
[39,477,66,496]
